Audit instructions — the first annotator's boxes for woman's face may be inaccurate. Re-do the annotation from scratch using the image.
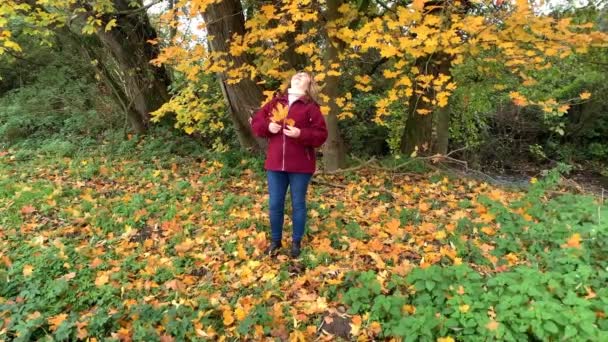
[290,72,311,91]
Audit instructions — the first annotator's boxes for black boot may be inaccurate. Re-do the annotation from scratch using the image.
[265,240,282,256]
[291,240,302,258]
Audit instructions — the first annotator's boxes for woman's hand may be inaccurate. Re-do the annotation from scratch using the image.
[283,125,301,138]
[268,122,282,134]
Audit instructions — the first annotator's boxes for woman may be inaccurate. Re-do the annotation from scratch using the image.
[250,71,328,258]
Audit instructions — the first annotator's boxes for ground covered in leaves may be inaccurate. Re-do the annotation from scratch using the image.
[1,141,607,341]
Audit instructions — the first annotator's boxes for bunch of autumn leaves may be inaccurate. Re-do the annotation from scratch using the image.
[271,103,295,127]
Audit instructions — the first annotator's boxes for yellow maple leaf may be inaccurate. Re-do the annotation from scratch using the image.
[271,103,289,123]
[451,210,467,221]
[174,239,194,254]
[402,304,416,314]
[509,91,528,107]
[95,273,109,287]
[235,306,247,321]
[260,4,275,18]
[105,19,117,32]
[223,307,235,326]
[505,253,519,265]
[481,226,496,236]
[285,118,295,127]
[479,213,495,223]
[412,0,426,10]
[434,230,447,240]
[23,264,33,277]
[48,313,68,332]
[385,218,401,234]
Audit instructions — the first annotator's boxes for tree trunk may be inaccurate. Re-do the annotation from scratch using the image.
[401,91,434,155]
[433,105,450,155]
[95,0,171,134]
[401,56,452,155]
[202,0,266,151]
[322,0,347,171]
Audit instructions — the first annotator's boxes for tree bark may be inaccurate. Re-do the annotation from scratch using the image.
[202,0,266,151]
[434,105,450,155]
[322,0,347,171]
[401,55,452,155]
[94,0,171,134]
[401,88,434,155]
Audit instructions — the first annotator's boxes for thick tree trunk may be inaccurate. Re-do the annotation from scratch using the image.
[401,91,434,155]
[202,0,266,151]
[433,58,452,155]
[95,0,171,134]
[434,106,450,155]
[401,56,452,155]
[322,0,347,171]
[62,30,151,134]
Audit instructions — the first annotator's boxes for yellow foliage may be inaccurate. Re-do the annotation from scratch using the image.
[7,0,596,130]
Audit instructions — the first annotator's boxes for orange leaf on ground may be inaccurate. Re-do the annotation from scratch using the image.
[48,313,68,332]
[486,320,499,331]
[562,233,582,249]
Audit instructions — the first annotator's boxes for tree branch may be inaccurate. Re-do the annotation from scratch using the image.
[112,0,164,16]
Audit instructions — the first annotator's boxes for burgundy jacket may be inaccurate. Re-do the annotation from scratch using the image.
[251,92,328,174]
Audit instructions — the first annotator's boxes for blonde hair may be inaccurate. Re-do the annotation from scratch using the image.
[304,72,320,103]
[285,70,320,103]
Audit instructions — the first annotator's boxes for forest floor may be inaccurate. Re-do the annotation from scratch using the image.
[1,139,606,341]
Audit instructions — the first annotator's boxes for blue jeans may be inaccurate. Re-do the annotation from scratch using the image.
[267,170,313,243]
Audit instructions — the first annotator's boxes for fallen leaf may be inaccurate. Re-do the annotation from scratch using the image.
[164,279,185,292]
[48,313,68,332]
[402,304,416,314]
[174,239,194,254]
[486,319,499,331]
[20,205,36,215]
[562,233,582,249]
[27,311,42,320]
[95,273,109,286]
[62,272,76,281]
[585,286,596,299]
[23,264,33,277]
[223,308,235,326]
[160,334,175,342]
